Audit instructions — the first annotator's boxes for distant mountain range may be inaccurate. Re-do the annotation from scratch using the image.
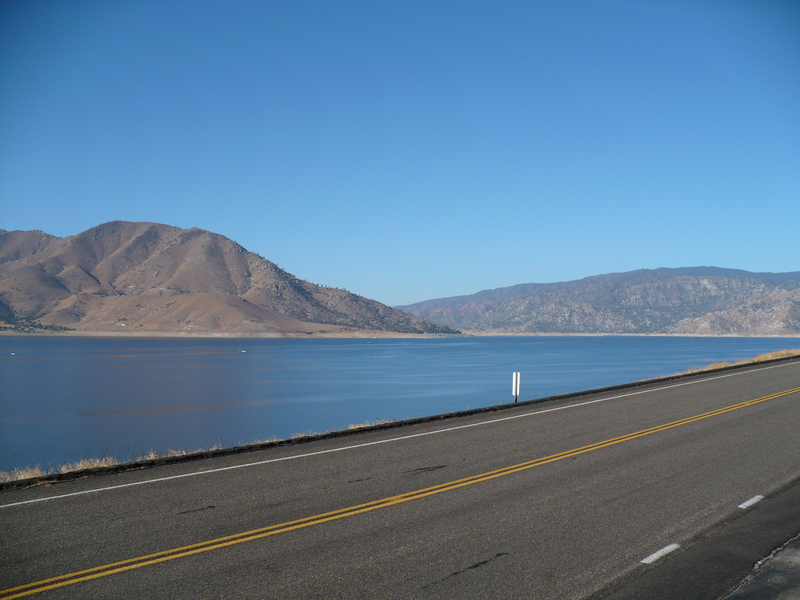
[0,221,455,336]
[5,223,797,337]
[397,267,800,336]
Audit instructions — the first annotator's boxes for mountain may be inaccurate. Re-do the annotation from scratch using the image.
[0,222,456,336]
[397,268,800,335]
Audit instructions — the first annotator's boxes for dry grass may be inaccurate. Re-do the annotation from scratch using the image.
[670,348,800,377]
[0,461,127,483]
[0,445,225,483]
[347,417,397,430]
[0,436,285,483]
[0,465,50,482]
[251,436,282,444]
[57,457,119,473]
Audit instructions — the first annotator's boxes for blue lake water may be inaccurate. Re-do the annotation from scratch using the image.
[1,335,798,472]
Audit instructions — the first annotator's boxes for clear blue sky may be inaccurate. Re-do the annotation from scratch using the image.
[1,1,798,306]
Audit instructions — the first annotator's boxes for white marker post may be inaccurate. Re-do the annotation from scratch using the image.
[512,372,521,403]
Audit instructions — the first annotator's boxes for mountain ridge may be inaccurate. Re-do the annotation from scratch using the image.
[397,268,800,336]
[0,221,455,336]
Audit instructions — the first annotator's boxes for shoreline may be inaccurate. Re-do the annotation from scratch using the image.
[460,330,800,338]
[2,329,799,339]
[0,329,455,339]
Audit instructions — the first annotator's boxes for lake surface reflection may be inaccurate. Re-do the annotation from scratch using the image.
[1,335,798,472]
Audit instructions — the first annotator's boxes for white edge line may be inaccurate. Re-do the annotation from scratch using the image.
[738,495,764,509]
[1,360,797,509]
[641,543,680,564]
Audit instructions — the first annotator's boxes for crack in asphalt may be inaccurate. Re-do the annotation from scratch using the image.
[177,505,215,515]
[422,553,510,590]
[405,465,448,475]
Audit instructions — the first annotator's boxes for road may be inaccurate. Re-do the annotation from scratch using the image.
[2,358,800,599]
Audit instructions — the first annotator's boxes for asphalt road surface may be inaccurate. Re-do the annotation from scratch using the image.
[3,358,800,599]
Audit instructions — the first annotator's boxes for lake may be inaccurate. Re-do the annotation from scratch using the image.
[1,335,798,473]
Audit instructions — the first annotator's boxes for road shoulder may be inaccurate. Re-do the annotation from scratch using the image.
[589,474,800,600]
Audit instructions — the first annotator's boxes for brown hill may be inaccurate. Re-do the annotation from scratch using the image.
[0,222,455,336]
[398,268,800,336]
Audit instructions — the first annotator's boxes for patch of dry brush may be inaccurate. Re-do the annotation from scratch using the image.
[0,447,220,483]
[671,349,800,377]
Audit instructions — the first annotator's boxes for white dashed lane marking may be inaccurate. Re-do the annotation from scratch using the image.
[738,495,764,509]
[641,543,680,564]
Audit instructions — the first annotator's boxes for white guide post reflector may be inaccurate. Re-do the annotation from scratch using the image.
[512,372,521,403]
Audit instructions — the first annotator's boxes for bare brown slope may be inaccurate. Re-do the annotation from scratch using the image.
[671,286,800,335]
[0,229,58,263]
[0,222,454,335]
[399,269,800,335]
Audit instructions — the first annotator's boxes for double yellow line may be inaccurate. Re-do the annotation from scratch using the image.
[3,385,799,599]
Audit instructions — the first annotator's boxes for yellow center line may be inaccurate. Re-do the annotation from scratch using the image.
[3,385,799,599]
